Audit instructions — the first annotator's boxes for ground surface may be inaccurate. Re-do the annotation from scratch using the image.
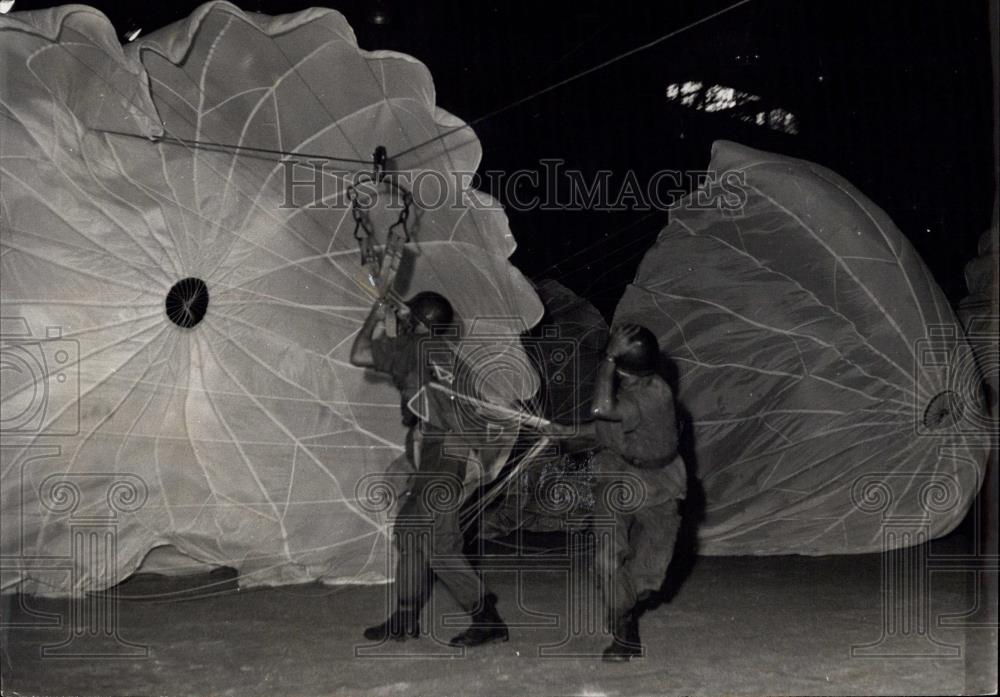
[2,534,996,697]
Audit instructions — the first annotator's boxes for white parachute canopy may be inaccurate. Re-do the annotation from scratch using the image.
[0,2,542,594]
[616,140,990,556]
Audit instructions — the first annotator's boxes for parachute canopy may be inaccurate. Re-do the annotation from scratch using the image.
[532,279,609,424]
[616,140,990,555]
[0,2,541,594]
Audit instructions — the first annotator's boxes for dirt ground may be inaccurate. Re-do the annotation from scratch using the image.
[2,532,996,697]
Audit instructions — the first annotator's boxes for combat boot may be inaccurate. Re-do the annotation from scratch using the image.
[602,610,643,662]
[363,606,420,641]
[448,593,509,647]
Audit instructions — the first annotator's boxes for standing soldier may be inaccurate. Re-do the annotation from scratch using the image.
[351,291,508,648]
[547,323,686,662]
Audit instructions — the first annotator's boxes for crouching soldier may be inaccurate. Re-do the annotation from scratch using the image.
[351,291,508,648]
[547,323,686,662]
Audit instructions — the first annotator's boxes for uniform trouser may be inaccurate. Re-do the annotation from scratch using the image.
[392,431,486,613]
[591,448,684,621]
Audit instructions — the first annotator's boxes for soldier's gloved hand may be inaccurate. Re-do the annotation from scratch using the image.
[606,323,642,359]
[393,301,411,323]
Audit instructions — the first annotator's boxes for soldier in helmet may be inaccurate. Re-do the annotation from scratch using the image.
[546,323,686,662]
[351,291,508,648]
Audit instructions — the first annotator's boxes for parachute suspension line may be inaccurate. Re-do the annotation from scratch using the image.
[389,0,754,162]
[460,436,552,534]
[91,128,373,167]
[535,211,659,283]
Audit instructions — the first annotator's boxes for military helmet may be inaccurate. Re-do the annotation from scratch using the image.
[406,291,455,328]
[615,325,659,375]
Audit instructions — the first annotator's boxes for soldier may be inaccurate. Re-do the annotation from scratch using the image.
[547,323,686,662]
[351,291,508,648]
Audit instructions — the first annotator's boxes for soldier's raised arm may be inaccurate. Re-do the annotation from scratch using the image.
[592,324,657,421]
[349,298,388,368]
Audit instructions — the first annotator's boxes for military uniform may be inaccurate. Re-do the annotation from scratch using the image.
[370,331,487,615]
[592,372,686,621]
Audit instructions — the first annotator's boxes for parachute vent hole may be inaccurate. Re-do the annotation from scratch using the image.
[165,278,209,328]
[922,391,963,430]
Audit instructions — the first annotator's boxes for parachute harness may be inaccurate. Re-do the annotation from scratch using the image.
[347,146,414,334]
[347,146,413,287]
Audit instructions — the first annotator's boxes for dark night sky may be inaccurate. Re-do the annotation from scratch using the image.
[14,0,996,318]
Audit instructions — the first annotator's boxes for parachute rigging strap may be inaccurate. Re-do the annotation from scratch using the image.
[345,183,412,276]
[347,146,414,331]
